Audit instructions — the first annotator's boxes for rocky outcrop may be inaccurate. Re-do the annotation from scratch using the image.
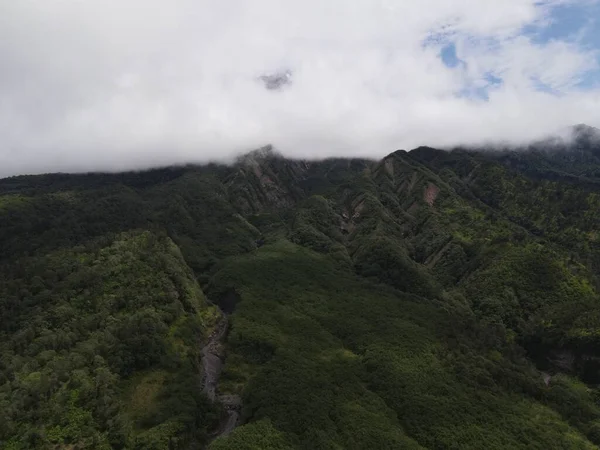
[226,148,310,213]
[201,311,241,442]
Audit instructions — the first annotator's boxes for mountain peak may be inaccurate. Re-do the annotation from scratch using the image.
[572,123,600,144]
[235,145,280,166]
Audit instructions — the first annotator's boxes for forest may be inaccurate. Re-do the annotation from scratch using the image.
[3,130,600,448]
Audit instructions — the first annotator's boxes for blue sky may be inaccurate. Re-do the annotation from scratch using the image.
[533,1,600,88]
[441,1,600,98]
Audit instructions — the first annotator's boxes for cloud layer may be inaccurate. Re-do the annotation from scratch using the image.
[1,0,600,176]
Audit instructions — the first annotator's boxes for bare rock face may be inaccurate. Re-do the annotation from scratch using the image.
[201,312,243,440]
[227,147,310,213]
[201,315,228,402]
[424,183,440,206]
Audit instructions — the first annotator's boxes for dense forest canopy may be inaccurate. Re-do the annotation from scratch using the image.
[3,128,600,449]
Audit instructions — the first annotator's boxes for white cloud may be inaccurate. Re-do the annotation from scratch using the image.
[0,0,599,176]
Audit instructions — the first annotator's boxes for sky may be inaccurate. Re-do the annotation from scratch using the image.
[1,0,600,176]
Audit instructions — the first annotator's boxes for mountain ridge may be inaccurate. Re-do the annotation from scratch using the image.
[3,134,600,449]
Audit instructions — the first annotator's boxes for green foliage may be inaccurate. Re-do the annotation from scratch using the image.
[209,242,595,449]
[464,244,586,328]
[354,236,441,297]
[0,231,218,449]
[209,419,293,450]
[4,143,600,449]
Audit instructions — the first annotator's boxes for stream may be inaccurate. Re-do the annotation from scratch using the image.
[200,311,242,443]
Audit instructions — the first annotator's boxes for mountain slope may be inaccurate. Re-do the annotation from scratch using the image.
[0,231,221,448]
[2,139,600,449]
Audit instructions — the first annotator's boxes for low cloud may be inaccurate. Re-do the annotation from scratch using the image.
[1,0,600,176]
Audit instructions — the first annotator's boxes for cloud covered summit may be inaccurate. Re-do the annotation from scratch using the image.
[1,0,600,176]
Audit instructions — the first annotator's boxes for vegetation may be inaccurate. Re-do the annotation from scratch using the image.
[2,134,600,449]
[0,231,220,448]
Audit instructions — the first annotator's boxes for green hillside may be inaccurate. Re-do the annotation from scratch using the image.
[3,136,600,449]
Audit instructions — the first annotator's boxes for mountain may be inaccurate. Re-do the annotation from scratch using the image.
[488,125,600,185]
[3,135,600,449]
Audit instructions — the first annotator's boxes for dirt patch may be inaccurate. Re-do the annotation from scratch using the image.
[424,183,440,206]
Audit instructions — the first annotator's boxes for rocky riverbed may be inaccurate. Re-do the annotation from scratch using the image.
[201,311,242,444]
